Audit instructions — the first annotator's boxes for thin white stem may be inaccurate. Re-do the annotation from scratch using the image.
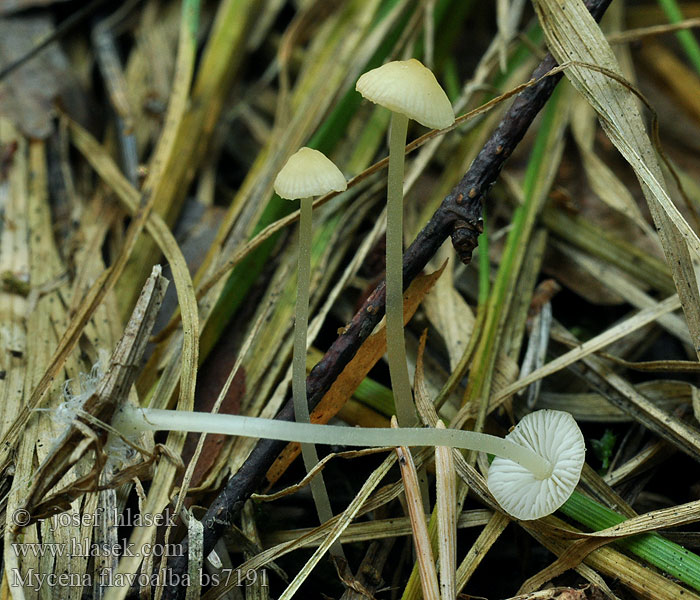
[115,406,553,479]
[292,196,314,428]
[386,111,415,427]
[293,196,342,557]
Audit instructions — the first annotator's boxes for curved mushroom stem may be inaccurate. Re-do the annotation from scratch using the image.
[386,111,415,427]
[293,196,341,553]
[114,406,554,479]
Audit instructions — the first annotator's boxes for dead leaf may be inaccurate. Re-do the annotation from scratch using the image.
[181,366,245,489]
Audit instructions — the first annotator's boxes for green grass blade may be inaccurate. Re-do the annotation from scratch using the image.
[562,491,700,592]
[657,0,700,75]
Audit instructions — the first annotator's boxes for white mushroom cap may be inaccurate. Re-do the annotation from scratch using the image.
[274,147,347,200]
[355,59,455,130]
[487,410,585,520]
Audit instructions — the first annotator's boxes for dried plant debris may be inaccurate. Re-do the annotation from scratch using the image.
[0,14,83,138]
[0,0,72,17]
[17,266,168,524]
[5,0,700,599]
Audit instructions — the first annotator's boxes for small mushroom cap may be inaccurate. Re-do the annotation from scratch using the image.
[355,59,455,130]
[487,410,585,520]
[274,147,347,200]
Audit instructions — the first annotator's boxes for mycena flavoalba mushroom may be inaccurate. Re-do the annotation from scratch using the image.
[273,146,346,530]
[356,59,454,426]
[112,406,584,520]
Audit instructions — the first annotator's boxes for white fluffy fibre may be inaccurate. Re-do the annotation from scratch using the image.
[55,360,104,424]
[487,410,585,520]
[53,356,139,472]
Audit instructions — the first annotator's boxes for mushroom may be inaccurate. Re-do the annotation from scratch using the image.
[113,406,584,520]
[273,146,347,435]
[355,59,454,425]
[273,146,346,528]
[487,409,586,520]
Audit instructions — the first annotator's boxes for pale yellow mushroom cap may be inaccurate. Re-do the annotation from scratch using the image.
[274,147,347,200]
[355,59,455,130]
[487,410,585,520]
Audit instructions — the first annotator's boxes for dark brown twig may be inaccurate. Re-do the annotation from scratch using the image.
[163,1,612,594]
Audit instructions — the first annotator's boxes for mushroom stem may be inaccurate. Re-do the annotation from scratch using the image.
[292,197,313,423]
[386,111,415,427]
[113,406,554,479]
[293,196,340,548]
[292,196,313,429]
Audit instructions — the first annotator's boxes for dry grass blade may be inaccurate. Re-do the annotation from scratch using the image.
[0,123,163,470]
[504,586,604,600]
[423,245,475,371]
[258,455,397,600]
[17,266,167,524]
[487,294,681,412]
[523,516,700,600]
[118,0,256,311]
[607,17,700,44]
[65,118,200,408]
[65,117,200,600]
[393,420,440,600]
[549,321,700,463]
[552,240,690,343]
[569,94,654,236]
[0,120,28,442]
[262,510,493,547]
[435,421,456,600]
[542,208,675,295]
[185,510,204,600]
[534,0,700,357]
[4,138,92,600]
[581,353,700,462]
[455,512,510,594]
[556,498,700,541]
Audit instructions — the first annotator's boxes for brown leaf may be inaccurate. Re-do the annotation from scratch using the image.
[180,360,246,489]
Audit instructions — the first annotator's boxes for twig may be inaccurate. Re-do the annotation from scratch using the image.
[162,0,612,595]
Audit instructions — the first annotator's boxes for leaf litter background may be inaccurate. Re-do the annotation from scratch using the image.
[3,0,700,599]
